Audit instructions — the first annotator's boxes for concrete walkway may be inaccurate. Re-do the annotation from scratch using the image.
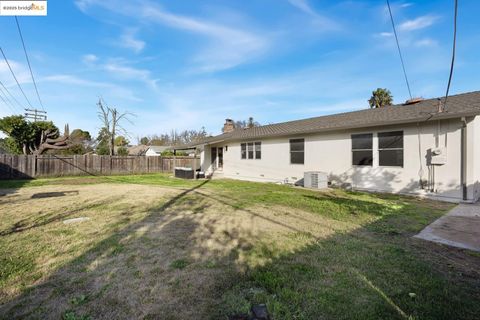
[414,202,480,252]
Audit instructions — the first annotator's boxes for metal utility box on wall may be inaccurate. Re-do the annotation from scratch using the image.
[430,147,447,165]
[304,171,328,189]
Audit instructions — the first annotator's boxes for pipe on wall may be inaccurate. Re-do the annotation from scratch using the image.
[461,117,467,201]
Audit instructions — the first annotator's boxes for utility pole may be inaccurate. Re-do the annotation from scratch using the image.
[24,108,47,122]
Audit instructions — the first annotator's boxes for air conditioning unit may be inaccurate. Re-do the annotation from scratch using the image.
[430,147,447,165]
[304,171,328,189]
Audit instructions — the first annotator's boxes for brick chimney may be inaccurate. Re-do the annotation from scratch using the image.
[223,119,235,133]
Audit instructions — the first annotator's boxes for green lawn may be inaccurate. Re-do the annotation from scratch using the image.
[0,174,479,319]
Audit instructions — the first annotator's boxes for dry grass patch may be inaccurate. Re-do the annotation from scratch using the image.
[0,175,478,319]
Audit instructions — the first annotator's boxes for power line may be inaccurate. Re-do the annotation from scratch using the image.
[15,16,45,111]
[0,46,34,109]
[0,79,24,111]
[443,0,458,112]
[386,0,413,100]
[0,88,17,114]
[0,84,19,114]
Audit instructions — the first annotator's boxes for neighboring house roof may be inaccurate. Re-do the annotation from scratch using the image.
[128,145,149,156]
[147,146,172,153]
[182,91,480,147]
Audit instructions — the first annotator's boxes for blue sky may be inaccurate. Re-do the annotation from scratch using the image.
[0,0,478,140]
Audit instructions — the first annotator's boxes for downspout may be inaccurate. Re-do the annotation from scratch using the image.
[460,117,467,201]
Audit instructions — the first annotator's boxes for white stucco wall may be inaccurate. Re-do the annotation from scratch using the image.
[145,149,160,156]
[472,116,480,202]
[201,117,478,202]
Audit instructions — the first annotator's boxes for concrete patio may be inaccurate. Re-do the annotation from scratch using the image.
[414,202,480,252]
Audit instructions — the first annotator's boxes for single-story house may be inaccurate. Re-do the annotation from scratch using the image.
[180,91,480,203]
[127,144,149,156]
[145,146,172,156]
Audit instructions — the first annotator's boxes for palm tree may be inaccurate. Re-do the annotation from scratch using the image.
[368,88,393,108]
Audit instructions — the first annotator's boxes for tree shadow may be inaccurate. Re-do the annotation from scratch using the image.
[0,196,119,237]
[301,193,399,217]
[30,191,79,199]
[210,202,480,320]
[0,179,479,320]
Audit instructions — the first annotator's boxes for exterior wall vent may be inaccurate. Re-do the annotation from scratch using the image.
[304,171,328,189]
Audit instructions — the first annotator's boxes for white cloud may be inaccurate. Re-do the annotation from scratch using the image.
[287,0,339,31]
[42,74,109,87]
[414,38,437,47]
[288,0,316,16]
[74,0,91,12]
[140,5,269,72]
[82,54,98,65]
[0,59,34,111]
[377,32,393,37]
[134,57,382,135]
[119,29,146,53]
[41,74,144,102]
[78,52,158,88]
[75,0,270,73]
[399,15,438,31]
[0,58,31,86]
[103,62,158,88]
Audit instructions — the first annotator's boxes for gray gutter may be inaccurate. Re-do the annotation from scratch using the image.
[461,117,468,200]
[212,112,480,144]
[185,110,480,146]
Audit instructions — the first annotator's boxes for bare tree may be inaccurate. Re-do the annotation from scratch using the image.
[147,127,208,146]
[97,99,135,155]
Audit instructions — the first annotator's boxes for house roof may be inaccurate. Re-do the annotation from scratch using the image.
[181,91,480,148]
[127,144,149,156]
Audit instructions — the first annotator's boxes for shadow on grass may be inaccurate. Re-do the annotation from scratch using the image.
[30,191,79,199]
[0,196,119,237]
[1,181,479,320]
[0,179,34,196]
[302,193,400,217]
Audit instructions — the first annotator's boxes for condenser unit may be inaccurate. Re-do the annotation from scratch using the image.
[304,171,328,189]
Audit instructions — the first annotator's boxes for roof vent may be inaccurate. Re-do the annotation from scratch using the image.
[404,97,424,105]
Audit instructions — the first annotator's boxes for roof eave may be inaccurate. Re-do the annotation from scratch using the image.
[208,111,480,143]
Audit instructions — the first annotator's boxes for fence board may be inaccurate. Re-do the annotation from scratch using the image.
[0,155,199,179]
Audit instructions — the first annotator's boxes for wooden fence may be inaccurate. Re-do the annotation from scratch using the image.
[0,155,200,179]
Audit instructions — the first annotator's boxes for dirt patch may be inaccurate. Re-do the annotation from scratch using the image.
[0,183,351,319]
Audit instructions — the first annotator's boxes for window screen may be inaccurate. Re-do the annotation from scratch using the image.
[247,143,254,159]
[290,139,305,164]
[241,143,246,159]
[378,131,403,167]
[255,142,261,159]
[352,133,373,166]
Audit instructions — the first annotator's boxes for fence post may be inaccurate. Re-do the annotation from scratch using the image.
[34,155,37,178]
[192,149,197,179]
[173,152,176,173]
